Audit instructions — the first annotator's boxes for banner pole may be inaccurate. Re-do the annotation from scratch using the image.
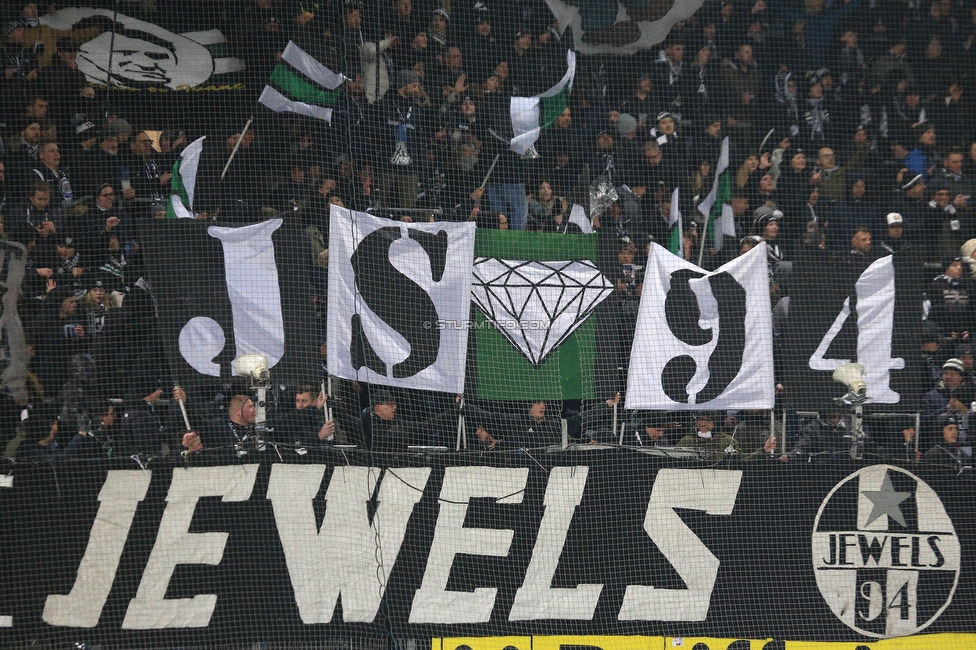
[915,411,920,456]
[456,396,465,451]
[697,213,710,267]
[221,116,253,181]
[174,383,191,430]
[178,399,191,431]
[480,155,501,189]
[321,380,333,423]
[612,402,618,446]
[782,408,787,454]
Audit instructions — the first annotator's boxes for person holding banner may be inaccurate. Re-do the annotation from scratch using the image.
[275,384,337,447]
[528,181,577,232]
[921,416,972,467]
[779,405,858,462]
[360,389,459,453]
[462,399,561,450]
[677,412,743,461]
[174,388,273,455]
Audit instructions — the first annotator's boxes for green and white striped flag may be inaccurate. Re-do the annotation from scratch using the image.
[667,186,683,258]
[167,136,206,219]
[697,136,733,252]
[509,49,576,155]
[715,199,736,252]
[258,41,346,122]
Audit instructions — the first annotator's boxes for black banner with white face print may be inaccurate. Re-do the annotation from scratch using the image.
[143,218,320,388]
[39,8,244,91]
[0,458,974,646]
[787,248,925,411]
[626,244,774,410]
[327,207,476,394]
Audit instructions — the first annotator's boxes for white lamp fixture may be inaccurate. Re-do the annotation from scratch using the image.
[832,362,866,396]
[234,354,270,382]
[832,362,868,459]
[233,354,271,451]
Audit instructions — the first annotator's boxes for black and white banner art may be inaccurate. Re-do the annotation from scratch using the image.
[626,243,774,410]
[39,8,244,90]
[470,257,613,367]
[788,248,923,411]
[144,218,319,387]
[1,458,974,646]
[327,207,476,394]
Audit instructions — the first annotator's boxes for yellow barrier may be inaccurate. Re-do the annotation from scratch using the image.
[435,633,976,650]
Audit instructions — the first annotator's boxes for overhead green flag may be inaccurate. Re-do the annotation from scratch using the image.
[469,230,613,400]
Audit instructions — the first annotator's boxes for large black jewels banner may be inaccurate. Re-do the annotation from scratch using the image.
[0,454,973,647]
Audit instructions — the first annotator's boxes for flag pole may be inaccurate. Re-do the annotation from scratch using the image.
[455,396,465,451]
[480,154,501,189]
[612,401,618,444]
[174,383,192,430]
[697,213,710,267]
[321,380,332,423]
[221,116,254,181]
[757,128,775,156]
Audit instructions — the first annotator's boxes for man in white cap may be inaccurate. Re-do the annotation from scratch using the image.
[427,7,450,50]
[879,212,911,254]
[752,205,786,273]
[920,358,969,428]
[892,169,932,248]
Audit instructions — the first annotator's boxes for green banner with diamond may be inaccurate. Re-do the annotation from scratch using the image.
[469,230,612,400]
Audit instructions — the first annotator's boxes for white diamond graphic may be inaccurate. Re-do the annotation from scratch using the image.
[471,258,614,366]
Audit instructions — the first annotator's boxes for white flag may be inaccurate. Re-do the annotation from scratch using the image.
[509,50,576,155]
[713,201,736,252]
[625,243,773,409]
[668,187,681,228]
[569,203,593,233]
[698,136,730,218]
[327,206,476,393]
[169,136,205,219]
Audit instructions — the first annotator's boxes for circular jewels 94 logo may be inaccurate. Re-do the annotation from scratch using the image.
[812,465,960,638]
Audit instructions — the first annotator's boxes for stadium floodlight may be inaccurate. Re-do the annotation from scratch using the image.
[832,363,866,396]
[832,363,868,459]
[234,354,270,382]
[234,354,272,449]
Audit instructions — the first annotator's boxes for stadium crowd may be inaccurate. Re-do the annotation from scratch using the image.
[1,0,976,467]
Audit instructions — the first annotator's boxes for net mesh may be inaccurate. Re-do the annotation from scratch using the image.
[0,0,975,647]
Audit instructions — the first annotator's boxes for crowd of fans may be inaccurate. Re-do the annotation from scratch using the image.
[2,0,976,467]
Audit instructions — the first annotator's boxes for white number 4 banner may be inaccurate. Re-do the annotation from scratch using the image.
[809,256,905,404]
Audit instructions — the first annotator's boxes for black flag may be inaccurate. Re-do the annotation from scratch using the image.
[787,248,924,411]
[143,217,320,388]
